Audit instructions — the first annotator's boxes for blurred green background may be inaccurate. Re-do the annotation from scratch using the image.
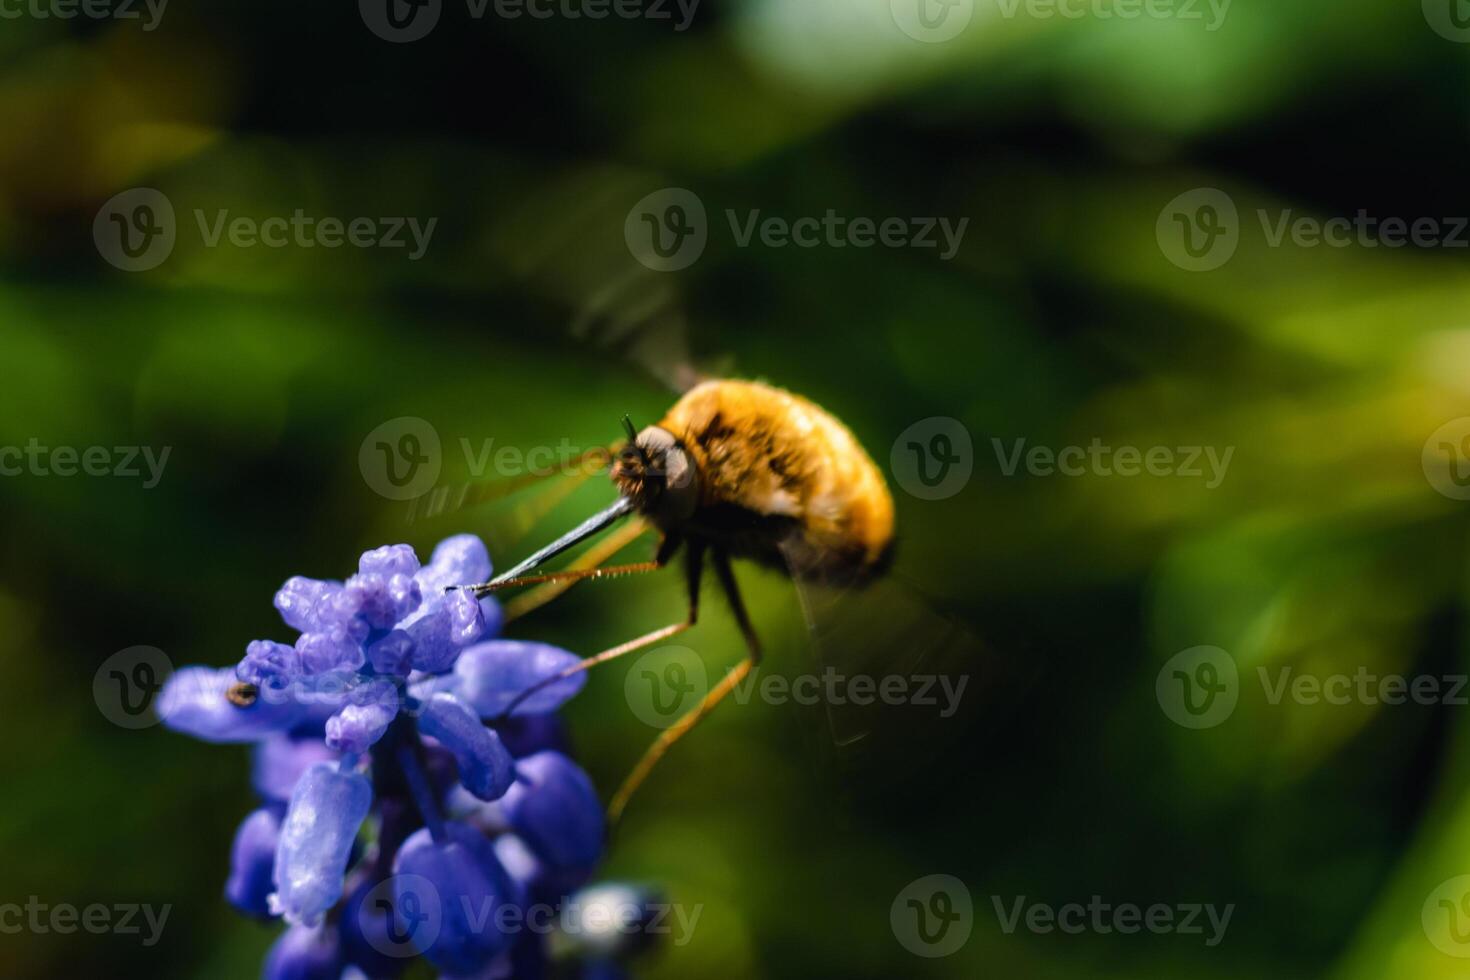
[5,0,1470,977]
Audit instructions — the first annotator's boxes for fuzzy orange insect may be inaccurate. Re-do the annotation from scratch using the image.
[461,379,895,822]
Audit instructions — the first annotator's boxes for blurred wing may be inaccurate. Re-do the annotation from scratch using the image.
[492,170,730,395]
[569,264,715,396]
[406,443,612,532]
[780,540,1032,769]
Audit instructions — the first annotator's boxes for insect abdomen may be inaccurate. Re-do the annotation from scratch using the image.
[661,380,895,580]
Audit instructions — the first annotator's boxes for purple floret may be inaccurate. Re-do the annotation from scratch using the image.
[417,693,516,801]
[162,533,653,979]
[273,577,345,633]
[271,762,372,927]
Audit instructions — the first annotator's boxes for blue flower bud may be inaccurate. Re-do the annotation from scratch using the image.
[159,667,306,743]
[411,534,491,596]
[499,751,603,872]
[325,679,401,754]
[392,822,519,974]
[263,922,344,980]
[403,589,485,673]
[225,807,281,918]
[417,694,515,801]
[237,640,300,687]
[444,642,586,718]
[253,736,337,803]
[359,543,421,578]
[274,577,344,633]
[367,629,415,676]
[295,625,366,675]
[271,762,372,927]
[343,572,422,630]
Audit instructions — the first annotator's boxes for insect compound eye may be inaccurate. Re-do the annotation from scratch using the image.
[658,444,698,521]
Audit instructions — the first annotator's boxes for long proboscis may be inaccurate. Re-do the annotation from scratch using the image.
[457,496,635,597]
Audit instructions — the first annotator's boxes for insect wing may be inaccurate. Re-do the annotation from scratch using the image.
[781,541,1028,772]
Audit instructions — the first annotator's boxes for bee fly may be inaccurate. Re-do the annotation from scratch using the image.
[454,379,896,823]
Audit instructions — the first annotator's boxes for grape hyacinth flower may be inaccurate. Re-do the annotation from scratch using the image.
[162,535,666,978]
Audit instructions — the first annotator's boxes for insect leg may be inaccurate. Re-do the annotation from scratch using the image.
[473,560,659,595]
[607,548,761,826]
[492,539,702,721]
